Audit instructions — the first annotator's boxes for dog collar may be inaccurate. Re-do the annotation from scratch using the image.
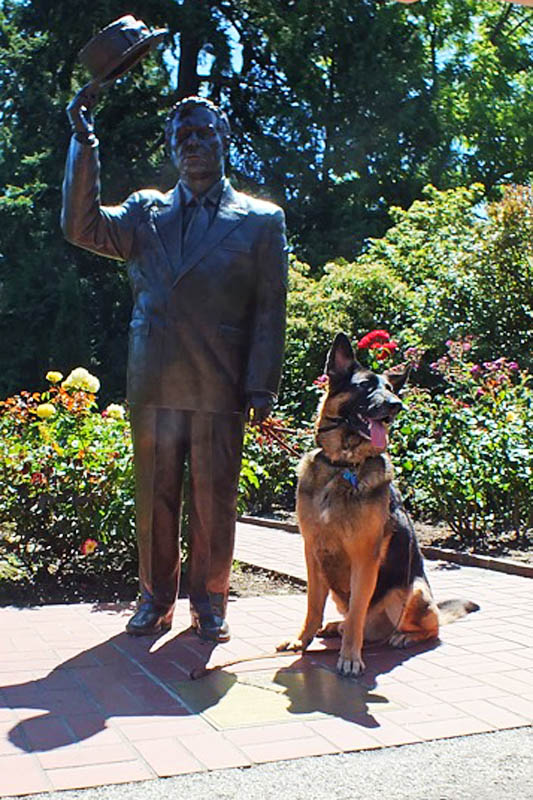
[316,451,357,469]
[317,415,345,434]
[342,469,359,488]
[316,452,362,489]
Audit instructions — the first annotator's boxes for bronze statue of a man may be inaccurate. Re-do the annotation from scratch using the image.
[61,87,288,642]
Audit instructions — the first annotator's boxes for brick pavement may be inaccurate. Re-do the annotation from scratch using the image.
[0,521,532,797]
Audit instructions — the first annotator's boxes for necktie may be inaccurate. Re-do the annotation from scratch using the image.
[183,197,210,257]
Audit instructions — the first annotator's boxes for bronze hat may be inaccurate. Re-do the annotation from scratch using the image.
[79,15,168,87]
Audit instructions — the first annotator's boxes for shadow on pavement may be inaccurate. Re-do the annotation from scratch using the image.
[0,627,221,753]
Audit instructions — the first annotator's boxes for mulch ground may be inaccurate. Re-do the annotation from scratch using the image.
[0,562,303,608]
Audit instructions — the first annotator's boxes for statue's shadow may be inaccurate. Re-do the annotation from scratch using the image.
[1,623,230,754]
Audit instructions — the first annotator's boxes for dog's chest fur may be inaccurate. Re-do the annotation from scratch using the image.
[297,449,393,534]
[296,449,394,601]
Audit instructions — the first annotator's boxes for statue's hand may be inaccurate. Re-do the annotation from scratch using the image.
[66,82,101,137]
[245,393,273,426]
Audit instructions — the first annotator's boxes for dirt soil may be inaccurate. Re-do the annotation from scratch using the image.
[0,563,304,607]
[413,520,533,566]
[230,564,305,597]
[0,519,529,608]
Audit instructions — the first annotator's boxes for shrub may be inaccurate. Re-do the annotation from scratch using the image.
[367,183,533,373]
[239,416,313,515]
[282,184,533,412]
[0,369,136,586]
[281,256,414,418]
[0,370,310,584]
[390,339,533,547]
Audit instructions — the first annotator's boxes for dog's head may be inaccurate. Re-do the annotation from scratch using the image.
[316,332,409,457]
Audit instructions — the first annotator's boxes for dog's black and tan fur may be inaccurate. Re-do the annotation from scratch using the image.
[278,333,478,677]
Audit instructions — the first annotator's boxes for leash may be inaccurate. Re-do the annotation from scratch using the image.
[257,418,308,459]
[189,648,337,680]
[191,532,414,682]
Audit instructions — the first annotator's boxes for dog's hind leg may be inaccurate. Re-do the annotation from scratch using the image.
[277,537,329,652]
[388,577,440,648]
[317,620,343,638]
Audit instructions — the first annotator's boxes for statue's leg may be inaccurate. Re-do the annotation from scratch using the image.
[187,411,244,634]
[130,405,188,615]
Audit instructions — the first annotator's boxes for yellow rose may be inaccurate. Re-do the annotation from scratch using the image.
[62,367,89,389]
[105,403,125,420]
[36,403,56,420]
[46,371,63,384]
[506,411,518,423]
[62,367,100,393]
[84,374,101,394]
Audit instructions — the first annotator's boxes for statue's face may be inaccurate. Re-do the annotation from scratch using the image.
[169,106,226,186]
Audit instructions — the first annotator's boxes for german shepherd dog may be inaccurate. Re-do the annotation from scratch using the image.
[278,333,478,677]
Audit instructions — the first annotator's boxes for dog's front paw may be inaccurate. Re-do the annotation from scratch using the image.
[336,652,365,677]
[276,636,310,652]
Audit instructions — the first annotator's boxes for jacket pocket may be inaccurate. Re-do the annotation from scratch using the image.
[219,323,247,344]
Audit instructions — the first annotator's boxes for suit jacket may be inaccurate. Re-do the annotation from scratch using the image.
[61,137,288,413]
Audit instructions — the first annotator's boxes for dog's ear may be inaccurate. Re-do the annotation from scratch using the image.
[326,333,355,378]
[384,363,411,394]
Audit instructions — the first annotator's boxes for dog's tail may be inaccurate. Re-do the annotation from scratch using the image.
[437,598,480,625]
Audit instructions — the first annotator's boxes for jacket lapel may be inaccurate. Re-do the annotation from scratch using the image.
[171,182,249,288]
[152,185,183,276]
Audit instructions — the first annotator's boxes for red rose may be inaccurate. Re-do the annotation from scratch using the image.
[357,329,391,350]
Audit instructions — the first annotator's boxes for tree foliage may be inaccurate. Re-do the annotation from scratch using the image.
[1,0,532,400]
[280,183,533,417]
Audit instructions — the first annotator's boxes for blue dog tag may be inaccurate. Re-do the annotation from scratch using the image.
[342,469,358,488]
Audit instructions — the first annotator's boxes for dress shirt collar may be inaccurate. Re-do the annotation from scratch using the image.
[179,178,226,207]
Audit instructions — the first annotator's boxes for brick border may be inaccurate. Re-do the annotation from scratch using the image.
[238,516,533,579]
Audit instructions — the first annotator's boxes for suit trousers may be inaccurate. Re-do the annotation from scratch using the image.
[130,405,245,615]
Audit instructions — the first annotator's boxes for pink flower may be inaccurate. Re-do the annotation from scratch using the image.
[81,539,98,556]
[313,374,329,389]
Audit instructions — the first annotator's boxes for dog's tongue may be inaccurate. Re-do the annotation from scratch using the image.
[370,420,388,450]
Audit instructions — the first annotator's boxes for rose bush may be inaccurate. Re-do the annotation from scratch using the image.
[2,331,531,597]
[0,369,136,589]
[239,416,313,515]
[390,340,533,547]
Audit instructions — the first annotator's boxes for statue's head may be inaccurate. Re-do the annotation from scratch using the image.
[165,96,230,187]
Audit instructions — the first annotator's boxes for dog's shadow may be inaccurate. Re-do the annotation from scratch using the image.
[0,624,231,754]
[271,636,440,729]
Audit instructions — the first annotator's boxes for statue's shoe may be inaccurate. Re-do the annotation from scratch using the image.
[191,612,230,643]
[126,602,173,636]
